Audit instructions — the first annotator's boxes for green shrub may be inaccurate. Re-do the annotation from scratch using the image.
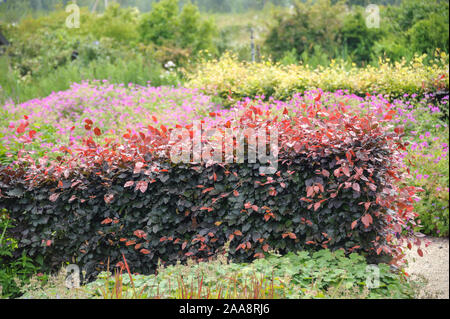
[408,13,449,55]
[87,4,140,44]
[264,0,347,62]
[264,0,448,64]
[0,5,185,104]
[139,0,217,61]
[187,52,449,106]
[0,210,41,298]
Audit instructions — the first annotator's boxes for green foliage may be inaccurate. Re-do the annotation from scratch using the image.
[0,211,41,298]
[139,0,217,61]
[408,14,449,55]
[139,0,179,45]
[0,4,187,103]
[264,0,448,65]
[83,249,415,299]
[403,106,449,237]
[3,0,448,105]
[279,49,298,66]
[265,0,347,62]
[0,54,180,104]
[375,0,449,61]
[178,2,217,54]
[88,3,140,43]
[384,0,447,33]
[340,11,381,64]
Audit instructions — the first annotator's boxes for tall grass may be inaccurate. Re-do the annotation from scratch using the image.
[0,55,182,104]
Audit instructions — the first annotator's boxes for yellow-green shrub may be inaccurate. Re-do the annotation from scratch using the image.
[187,52,449,105]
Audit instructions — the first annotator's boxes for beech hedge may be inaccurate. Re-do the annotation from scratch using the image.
[0,101,424,279]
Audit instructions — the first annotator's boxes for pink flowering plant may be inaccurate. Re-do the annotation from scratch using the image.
[0,81,220,164]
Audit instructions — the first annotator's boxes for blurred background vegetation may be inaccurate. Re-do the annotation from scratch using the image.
[0,0,448,103]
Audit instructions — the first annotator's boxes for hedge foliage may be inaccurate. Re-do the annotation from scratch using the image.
[187,53,449,106]
[0,100,424,278]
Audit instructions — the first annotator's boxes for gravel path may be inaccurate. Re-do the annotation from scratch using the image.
[405,236,449,299]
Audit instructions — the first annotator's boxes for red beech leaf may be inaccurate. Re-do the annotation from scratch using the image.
[314,202,321,211]
[342,165,350,177]
[124,181,134,188]
[307,186,314,198]
[361,214,373,228]
[101,218,112,224]
[49,193,60,202]
[104,194,114,204]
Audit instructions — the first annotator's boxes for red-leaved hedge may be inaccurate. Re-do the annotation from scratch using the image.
[0,101,425,278]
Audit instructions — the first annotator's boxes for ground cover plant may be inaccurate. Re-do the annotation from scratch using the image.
[19,248,417,299]
[88,249,416,299]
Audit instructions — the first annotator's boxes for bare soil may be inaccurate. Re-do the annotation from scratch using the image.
[405,236,449,299]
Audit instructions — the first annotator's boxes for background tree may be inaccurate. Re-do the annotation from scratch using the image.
[139,0,179,45]
[264,0,347,62]
[340,11,381,64]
